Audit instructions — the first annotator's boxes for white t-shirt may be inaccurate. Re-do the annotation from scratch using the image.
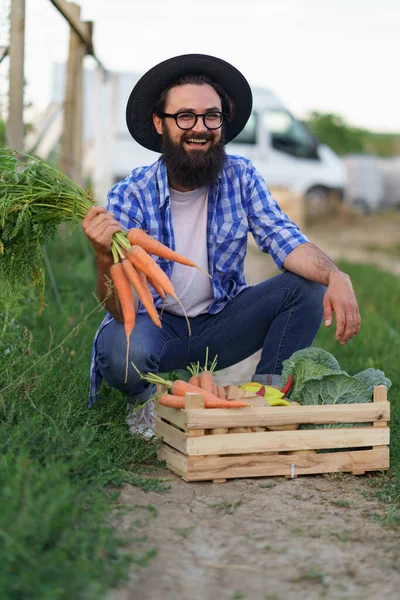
[163,186,214,317]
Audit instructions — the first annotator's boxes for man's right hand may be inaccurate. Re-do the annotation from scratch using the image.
[82,206,121,258]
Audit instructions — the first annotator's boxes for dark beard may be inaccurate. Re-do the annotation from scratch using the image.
[161,127,226,190]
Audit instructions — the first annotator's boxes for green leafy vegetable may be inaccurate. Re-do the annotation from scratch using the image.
[281,346,340,397]
[158,369,191,383]
[353,368,392,395]
[298,372,371,406]
[280,347,392,430]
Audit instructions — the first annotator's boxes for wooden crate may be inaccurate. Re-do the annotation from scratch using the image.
[156,385,390,483]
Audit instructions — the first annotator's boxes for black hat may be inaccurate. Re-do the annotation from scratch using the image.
[126,53,253,153]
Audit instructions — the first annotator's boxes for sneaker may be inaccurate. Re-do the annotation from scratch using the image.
[126,400,155,439]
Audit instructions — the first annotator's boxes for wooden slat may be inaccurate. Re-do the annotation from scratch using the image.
[185,392,205,409]
[373,385,387,403]
[186,426,389,456]
[184,447,389,481]
[184,403,390,430]
[156,404,187,430]
[50,0,93,49]
[373,386,388,428]
[157,445,189,480]
[154,391,205,430]
[185,393,206,437]
[155,418,187,454]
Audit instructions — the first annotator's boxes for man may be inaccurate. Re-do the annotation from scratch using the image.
[83,54,360,435]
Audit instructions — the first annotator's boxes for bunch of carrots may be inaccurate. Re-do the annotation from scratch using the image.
[110,228,211,381]
[132,364,249,410]
[186,347,227,400]
[131,348,251,410]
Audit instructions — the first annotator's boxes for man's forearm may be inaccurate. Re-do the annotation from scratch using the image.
[282,242,341,286]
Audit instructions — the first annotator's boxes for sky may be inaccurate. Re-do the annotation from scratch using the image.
[2,0,400,132]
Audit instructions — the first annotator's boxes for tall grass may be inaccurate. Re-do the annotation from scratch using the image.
[314,261,400,523]
[0,228,164,600]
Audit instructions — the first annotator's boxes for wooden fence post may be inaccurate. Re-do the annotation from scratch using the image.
[7,0,25,151]
[60,2,91,185]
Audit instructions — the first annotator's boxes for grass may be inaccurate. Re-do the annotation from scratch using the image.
[291,566,328,585]
[0,228,164,600]
[313,261,400,526]
[211,500,243,516]
[362,242,400,256]
[1,229,400,598]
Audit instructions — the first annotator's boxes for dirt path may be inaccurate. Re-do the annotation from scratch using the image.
[110,212,400,600]
[112,474,399,600]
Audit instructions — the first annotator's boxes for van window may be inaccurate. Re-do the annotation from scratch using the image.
[232,111,258,144]
[264,110,319,159]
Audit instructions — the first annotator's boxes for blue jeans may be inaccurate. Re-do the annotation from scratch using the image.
[96,272,325,404]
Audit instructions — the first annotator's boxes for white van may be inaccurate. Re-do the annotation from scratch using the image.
[226,87,347,214]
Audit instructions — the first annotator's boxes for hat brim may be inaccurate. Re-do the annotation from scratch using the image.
[126,54,253,153]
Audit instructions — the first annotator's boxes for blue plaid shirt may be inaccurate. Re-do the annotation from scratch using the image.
[88,154,308,406]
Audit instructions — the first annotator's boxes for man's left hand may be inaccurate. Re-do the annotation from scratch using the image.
[323,271,361,345]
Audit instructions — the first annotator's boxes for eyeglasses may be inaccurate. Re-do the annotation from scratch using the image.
[157,111,226,130]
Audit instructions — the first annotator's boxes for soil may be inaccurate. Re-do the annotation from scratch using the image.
[109,210,400,600]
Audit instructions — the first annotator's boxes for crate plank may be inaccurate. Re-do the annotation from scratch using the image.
[155,418,187,454]
[183,447,390,481]
[184,403,390,430]
[186,426,389,456]
[156,404,187,430]
[373,386,388,428]
[158,445,189,480]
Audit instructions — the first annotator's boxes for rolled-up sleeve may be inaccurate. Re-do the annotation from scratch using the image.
[245,163,309,269]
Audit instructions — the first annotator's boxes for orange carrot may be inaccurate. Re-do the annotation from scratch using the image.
[127,228,211,278]
[188,375,201,387]
[147,275,166,300]
[130,367,249,408]
[198,370,216,394]
[110,263,135,383]
[121,259,161,328]
[198,347,218,395]
[158,393,248,409]
[217,385,227,400]
[170,380,249,408]
[127,245,175,295]
[127,245,191,335]
[158,394,186,408]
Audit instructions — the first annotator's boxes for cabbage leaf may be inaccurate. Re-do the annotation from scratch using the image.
[280,348,391,432]
[353,368,392,395]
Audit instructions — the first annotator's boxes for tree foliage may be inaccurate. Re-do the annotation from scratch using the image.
[305,111,400,157]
